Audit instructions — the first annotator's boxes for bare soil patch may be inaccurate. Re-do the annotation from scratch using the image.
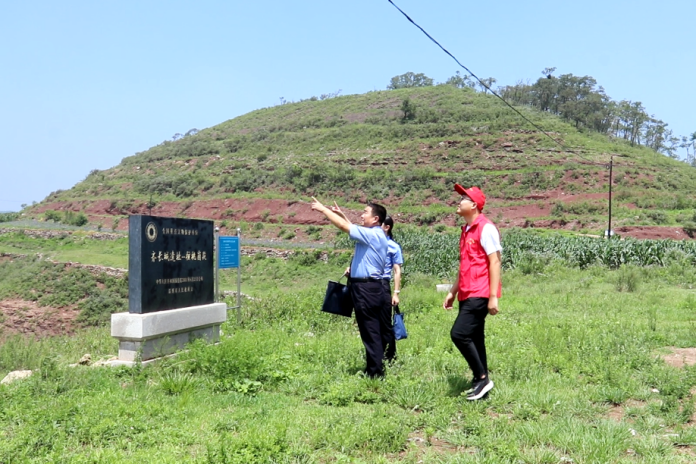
[0,299,79,337]
[395,430,475,460]
[661,347,696,368]
[606,399,648,422]
[616,226,690,241]
[496,203,552,220]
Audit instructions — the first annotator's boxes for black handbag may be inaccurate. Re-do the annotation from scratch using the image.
[321,276,353,317]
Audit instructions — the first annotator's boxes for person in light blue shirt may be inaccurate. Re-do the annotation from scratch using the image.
[380,215,403,361]
[348,222,388,279]
[380,216,404,305]
[311,197,391,378]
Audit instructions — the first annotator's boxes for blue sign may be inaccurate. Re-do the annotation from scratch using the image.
[218,236,240,269]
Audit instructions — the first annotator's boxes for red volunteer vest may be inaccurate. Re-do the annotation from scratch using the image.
[458,214,502,301]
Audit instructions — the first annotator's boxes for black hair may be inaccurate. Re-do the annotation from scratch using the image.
[367,202,387,225]
[383,215,394,239]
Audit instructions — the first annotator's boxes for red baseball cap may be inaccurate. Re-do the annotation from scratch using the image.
[454,184,486,211]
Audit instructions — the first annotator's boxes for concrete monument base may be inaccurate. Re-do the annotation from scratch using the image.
[111,303,227,365]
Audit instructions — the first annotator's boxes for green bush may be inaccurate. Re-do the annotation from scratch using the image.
[68,212,88,227]
[291,250,322,266]
[0,212,19,223]
[683,222,696,238]
[551,202,565,216]
[614,265,641,292]
[44,210,62,222]
[76,289,127,326]
[647,210,668,225]
[516,252,547,275]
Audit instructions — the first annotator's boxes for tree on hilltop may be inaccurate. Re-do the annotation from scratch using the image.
[388,72,433,89]
[445,71,475,89]
[477,77,497,94]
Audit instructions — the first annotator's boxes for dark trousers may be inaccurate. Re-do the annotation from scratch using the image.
[380,279,397,361]
[350,280,390,377]
[450,297,489,379]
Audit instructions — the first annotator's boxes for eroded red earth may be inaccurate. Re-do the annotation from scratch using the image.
[0,299,80,338]
[34,189,691,241]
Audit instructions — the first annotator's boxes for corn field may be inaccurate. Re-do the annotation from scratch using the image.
[336,229,696,279]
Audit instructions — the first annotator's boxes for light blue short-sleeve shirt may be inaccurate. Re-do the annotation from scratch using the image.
[381,238,404,280]
[348,224,388,279]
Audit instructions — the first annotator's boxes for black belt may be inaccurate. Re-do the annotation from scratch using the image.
[349,277,381,283]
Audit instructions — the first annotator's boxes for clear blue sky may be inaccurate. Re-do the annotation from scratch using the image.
[1,0,694,212]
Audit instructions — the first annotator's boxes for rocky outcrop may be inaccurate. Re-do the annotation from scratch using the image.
[1,370,32,385]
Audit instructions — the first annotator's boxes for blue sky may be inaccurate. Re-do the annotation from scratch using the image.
[1,0,694,212]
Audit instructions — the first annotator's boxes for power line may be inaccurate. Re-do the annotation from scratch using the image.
[386,1,566,145]
[386,0,619,168]
[386,1,689,172]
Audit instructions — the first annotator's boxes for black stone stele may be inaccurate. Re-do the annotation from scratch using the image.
[129,215,214,313]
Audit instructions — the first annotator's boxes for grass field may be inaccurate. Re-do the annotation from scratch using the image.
[0,229,129,269]
[2,236,696,462]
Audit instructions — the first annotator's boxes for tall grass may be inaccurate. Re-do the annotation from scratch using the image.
[3,261,696,462]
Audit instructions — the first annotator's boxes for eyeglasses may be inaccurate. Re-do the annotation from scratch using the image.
[460,196,475,203]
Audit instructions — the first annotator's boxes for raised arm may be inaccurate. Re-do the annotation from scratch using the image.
[311,197,351,233]
[330,201,350,222]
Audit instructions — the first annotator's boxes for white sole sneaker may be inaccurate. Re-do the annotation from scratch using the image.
[467,380,494,400]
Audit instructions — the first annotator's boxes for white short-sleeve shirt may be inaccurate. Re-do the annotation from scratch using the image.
[465,223,502,255]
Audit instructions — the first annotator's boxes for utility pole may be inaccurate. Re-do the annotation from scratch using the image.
[607,155,613,239]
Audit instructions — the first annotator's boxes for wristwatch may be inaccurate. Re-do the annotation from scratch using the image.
[394,290,400,294]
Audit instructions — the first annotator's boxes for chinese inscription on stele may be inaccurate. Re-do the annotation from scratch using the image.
[129,215,214,313]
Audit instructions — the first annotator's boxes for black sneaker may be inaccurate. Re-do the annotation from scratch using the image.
[464,375,477,395]
[465,372,488,395]
[467,377,493,400]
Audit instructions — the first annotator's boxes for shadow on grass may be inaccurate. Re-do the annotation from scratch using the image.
[446,374,473,397]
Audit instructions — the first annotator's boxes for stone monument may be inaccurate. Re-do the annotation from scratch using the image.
[110,215,227,365]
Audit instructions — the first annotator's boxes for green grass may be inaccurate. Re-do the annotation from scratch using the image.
[3,253,696,462]
[0,230,128,268]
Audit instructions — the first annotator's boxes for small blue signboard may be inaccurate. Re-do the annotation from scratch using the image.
[218,236,240,269]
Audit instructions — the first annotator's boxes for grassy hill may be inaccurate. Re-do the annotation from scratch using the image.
[28,85,696,239]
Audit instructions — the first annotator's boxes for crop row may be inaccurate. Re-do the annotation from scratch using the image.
[336,229,696,278]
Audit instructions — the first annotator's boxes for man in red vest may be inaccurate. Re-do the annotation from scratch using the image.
[443,184,502,400]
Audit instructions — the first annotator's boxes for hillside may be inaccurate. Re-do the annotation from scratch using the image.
[28,85,696,240]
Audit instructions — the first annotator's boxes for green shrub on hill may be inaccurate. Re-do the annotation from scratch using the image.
[0,213,19,223]
[0,257,126,326]
[43,210,88,227]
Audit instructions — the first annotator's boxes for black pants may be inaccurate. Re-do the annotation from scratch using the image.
[450,297,489,379]
[350,280,390,377]
[380,279,397,361]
